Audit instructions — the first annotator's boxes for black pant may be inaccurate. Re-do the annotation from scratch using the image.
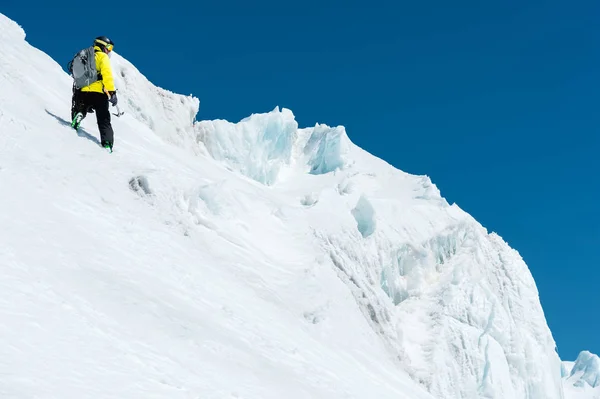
[71,89,114,147]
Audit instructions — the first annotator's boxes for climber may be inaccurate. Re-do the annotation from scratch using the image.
[68,36,118,152]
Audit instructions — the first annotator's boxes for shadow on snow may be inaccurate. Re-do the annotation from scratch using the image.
[45,109,100,146]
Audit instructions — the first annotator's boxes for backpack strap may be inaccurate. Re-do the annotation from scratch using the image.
[92,48,103,82]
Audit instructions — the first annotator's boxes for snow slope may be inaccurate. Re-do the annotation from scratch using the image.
[563,352,600,399]
[0,12,566,399]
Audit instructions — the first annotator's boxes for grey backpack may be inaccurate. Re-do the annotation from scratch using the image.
[67,47,100,89]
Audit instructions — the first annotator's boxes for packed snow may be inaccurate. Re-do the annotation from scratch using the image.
[0,11,580,399]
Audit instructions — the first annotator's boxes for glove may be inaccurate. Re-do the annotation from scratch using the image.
[108,91,118,106]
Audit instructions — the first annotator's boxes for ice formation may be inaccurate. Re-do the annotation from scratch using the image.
[0,11,587,399]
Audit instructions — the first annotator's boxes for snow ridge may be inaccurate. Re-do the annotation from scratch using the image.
[109,53,199,148]
[0,11,572,399]
[0,12,434,399]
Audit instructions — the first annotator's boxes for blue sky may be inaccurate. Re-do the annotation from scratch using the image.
[3,0,598,360]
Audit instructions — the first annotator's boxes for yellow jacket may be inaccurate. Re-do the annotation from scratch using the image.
[81,46,116,93]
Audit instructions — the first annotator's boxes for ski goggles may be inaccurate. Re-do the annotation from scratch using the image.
[96,39,114,52]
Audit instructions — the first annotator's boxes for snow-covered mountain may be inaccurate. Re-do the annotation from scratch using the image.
[0,12,586,399]
[563,352,600,399]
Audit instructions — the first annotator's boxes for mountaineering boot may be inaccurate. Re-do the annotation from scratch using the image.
[101,141,113,154]
[71,112,84,130]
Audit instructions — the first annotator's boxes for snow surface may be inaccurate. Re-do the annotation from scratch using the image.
[563,352,600,399]
[0,12,570,399]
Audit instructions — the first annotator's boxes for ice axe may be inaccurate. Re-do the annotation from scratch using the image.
[112,104,124,117]
[106,89,124,117]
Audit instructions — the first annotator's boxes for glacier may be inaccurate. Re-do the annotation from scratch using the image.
[0,11,587,399]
